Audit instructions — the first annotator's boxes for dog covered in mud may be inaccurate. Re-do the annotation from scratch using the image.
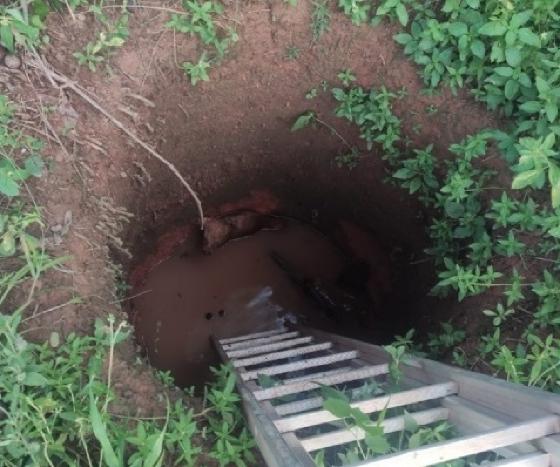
[202,211,284,253]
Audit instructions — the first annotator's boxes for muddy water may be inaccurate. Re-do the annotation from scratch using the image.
[131,220,346,387]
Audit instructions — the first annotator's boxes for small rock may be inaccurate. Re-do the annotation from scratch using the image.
[4,54,21,69]
[0,46,6,62]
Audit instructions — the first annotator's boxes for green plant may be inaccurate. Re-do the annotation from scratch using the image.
[74,11,129,71]
[311,0,331,41]
[512,134,560,207]
[286,45,300,60]
[0,208,41,257]
[321,386,391,461]
[392,144,439,204]
[483,302,515,327]
[335,148,360,169]
[338,0,370,25]
[337,68,356,86]
[0,310,256,465]
[375,0,418,26]
[167,0,237,83]
[182,53,212,85]
[0,4,42,52]
[427,322,466,356]
[331,85,402,160]
[433,259,502,301]
[306,88,318,100]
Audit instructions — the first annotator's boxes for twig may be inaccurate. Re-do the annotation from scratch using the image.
[26,55,205,227]
[110,289,152,304]
[22,297,81,323]
[315,117,354,151]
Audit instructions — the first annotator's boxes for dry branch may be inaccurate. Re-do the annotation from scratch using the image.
[26,54,205,227]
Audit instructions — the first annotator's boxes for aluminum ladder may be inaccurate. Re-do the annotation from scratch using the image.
[213,326,560,467]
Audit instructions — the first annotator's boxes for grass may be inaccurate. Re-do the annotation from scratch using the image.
[0,89,257,465]
[293,65,560,394]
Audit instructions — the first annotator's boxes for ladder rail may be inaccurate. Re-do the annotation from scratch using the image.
[214,327,560,467]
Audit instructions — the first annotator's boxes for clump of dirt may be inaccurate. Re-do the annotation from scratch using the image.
[7,0,499,413]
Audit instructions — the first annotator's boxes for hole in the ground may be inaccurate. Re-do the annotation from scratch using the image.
[125,182,436,387]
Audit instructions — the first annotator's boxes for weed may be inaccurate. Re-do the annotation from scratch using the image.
[167,0,237,84]
[285,45,301,60]
[335,148,360,169]
[74,9,129,71]
[337,68,356,86]
[483,303,515,327]
[425,104,438,115]
[427,322,466,356]
[338,0,370,25]
[306,88,318,100]
[0,4,42,52]
[311,0,331,41]
[182,53,212,85]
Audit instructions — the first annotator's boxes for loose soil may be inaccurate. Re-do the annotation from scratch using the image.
[5,0,501,417]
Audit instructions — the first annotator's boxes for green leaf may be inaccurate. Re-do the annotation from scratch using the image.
[23,372,48,386]
[448,22,467,37]
[505,47,521,67]
[143,422,167,467]
[403,411,418,433]
[444,201,464,218]
[512,169,542,189]
[291,111,316,131]
[0,26,14,52]
[518,28,541,47]
[393,167,412,179]
[494,66,513,77]
[364,433,390,454]
[470,40,485,59]
[549,162,560,207]
[478,22,507,36]
[49,331,60,348]
[89,392,120,467]
[24,156,44,177]
[0,171,20,197]
[504,80,519,100]
[545,101,558,123]
[393,33,412,45]
[0,232,15,256]
[323,398,352,418]
[320,385,348,402]
[519,101,541,113]
[395,3,408,26]
[510,10,532,28]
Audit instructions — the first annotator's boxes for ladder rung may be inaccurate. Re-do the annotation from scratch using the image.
[232,342,333,368]
[283,366,354,384]
[227,337,313,358]
[219,328,286,344]
[223,332,300,350]
[355,415,560,467]
[274,396,324,416]
[241,351,359,380]
[300,407,449,452]
[253,364,389,401]
[275,381,458,433]
[483,453,551,467]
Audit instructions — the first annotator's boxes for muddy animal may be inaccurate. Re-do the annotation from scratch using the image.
[270,251,369,324]
[335,220,393,307]
[202,212,284,253]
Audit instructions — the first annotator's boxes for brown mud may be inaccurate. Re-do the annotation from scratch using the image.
[130,215,411,387]
[4,0,502,416]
